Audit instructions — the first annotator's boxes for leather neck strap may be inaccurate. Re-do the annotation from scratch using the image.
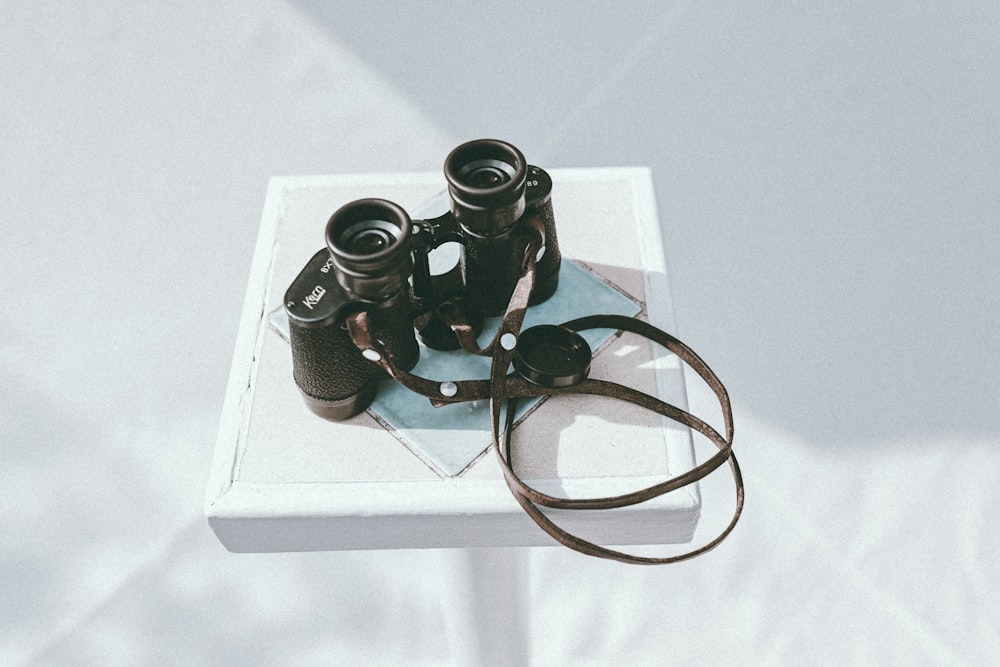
[345,226,742,564]
[488,314,742,564]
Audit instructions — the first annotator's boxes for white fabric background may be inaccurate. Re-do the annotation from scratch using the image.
[2,2,998,664]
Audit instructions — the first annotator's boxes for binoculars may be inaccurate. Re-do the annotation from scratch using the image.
[280,140,743,565]
[283,139,560,420]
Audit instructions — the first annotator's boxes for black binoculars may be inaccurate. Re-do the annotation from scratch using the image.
[283,139,561,420]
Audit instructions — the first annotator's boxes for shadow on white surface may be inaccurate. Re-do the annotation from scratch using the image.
[297,0,1000,449]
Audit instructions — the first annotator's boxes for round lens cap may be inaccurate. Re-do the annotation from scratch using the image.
[513,325,592,388]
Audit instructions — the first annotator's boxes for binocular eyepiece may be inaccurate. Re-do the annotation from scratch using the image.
[326,198,413,301]
[444,139,527,235]
[284,139,561,420]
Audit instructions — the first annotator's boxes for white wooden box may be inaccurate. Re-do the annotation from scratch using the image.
[205,167,700,552]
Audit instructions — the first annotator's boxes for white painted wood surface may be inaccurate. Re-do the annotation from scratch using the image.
[205,168,702,552]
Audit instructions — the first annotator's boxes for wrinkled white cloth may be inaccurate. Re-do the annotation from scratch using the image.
[2,2,998,664]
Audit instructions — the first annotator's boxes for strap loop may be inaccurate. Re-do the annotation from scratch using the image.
[489,316,743,564]
[344,224,742,563]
